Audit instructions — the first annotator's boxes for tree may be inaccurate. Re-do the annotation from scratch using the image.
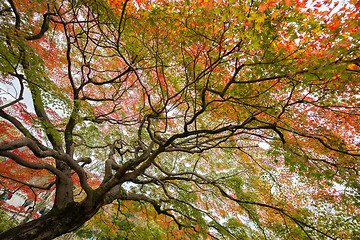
[0,0,359,239]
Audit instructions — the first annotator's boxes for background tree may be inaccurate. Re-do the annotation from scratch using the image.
[0,0,359,239]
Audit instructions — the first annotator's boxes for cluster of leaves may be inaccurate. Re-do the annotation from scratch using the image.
[0,208,16,234]
[74,201,199,239]
[0,0,359,239]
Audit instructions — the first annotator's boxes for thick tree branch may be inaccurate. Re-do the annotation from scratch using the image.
[0,150,67,179]
[8,0,20,30]
[25,13,52,40]
[29,86,62,150]
[0,173,55,190]
[0,110,45,149]
[0,137,57,158]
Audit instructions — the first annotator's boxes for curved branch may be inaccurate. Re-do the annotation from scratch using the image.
[0,137,58,158]
[0,173,55,190]
[256,119,360,157]
[164,116,256,147]
[25,13,53,41]
[59,153,94,199]
[0,150,67,180]
[0,73,24,110]
[8,0,20,30]
[0,110,46,150]
[122,192,188,229]
[28,86,62,150]
[213,183,336,239]
[150,160,335,239]
[103,156,119,182]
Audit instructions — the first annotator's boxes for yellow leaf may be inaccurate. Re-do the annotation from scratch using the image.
[348,64,358,70]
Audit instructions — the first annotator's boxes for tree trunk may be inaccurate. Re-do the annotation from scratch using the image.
[0,202,99,240]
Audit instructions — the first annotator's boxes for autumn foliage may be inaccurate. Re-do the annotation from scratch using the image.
[0,0,359,239]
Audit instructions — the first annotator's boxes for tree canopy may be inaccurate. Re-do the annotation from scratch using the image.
[0,0,359,239]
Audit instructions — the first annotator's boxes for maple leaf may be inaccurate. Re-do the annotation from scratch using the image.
[0,0,359,239]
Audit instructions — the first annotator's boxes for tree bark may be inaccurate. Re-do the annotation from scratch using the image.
[0,202,99,240]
